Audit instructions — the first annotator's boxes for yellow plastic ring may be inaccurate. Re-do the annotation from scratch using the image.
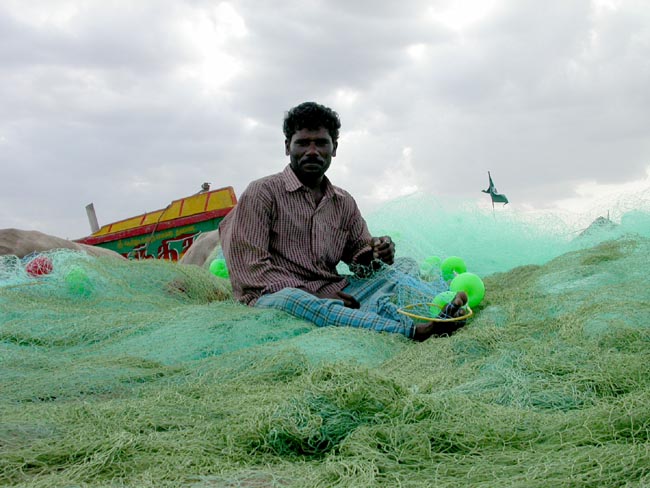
[397,303,473,323]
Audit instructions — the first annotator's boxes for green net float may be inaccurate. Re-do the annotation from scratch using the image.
[424,255,441,266]
[209,258,230,279]
[429,290,457,315]
[65,267,94,297]
[450,272,485,308]
[441,256,467,281]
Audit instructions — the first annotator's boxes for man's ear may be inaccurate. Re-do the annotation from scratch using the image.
[332,141,338,157]
[285,139,290,156]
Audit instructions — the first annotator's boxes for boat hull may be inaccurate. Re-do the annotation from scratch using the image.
[76,186,236,261]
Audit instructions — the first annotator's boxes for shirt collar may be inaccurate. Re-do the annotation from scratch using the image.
[281,165,345,198]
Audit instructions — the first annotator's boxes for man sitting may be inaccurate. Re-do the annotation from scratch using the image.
[219,102,466,341]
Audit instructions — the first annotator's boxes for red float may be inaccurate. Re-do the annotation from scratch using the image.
[25,255,53,277]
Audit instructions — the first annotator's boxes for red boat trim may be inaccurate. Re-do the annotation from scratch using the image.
[76,208,232,246]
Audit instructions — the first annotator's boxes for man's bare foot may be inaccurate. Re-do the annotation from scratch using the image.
[412,291,468,342]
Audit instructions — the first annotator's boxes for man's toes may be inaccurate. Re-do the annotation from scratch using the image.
[453,291,468,308]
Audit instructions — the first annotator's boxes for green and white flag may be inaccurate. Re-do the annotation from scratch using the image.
[482,171,509,205]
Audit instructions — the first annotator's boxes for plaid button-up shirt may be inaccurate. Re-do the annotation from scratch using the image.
[220,165,372,305]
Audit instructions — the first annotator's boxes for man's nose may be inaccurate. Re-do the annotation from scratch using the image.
[306,142,319,155]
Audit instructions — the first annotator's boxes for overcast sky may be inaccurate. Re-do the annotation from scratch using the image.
[1,0,649,239]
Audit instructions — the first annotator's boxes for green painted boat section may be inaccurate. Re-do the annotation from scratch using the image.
[96,218,222,260]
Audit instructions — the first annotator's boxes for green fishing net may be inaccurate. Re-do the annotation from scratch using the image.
[2,195,650,487]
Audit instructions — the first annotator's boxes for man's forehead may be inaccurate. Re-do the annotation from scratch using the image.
[291,127,331,140]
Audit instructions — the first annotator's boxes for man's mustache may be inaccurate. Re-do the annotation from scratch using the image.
[300,156,324,165]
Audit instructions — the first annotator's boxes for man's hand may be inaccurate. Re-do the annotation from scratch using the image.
[370,236,395,265]
[335,291,360,309]
[349,235,395,277]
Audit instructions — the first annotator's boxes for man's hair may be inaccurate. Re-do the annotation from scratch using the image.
[283,102,341,143]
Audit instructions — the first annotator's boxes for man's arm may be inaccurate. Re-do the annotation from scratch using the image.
[336,196,395,276]
[220,184,302,303]
[349,236,395,276]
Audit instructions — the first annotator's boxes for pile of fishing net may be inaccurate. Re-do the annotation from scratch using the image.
[2,198,650,487]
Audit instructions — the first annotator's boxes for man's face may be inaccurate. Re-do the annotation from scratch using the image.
[286,127,337,185]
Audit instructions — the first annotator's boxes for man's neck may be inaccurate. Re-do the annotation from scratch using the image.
[309,185,324,207]
[289,166,324,190]
[296,173,326,205]
[298,174,323,190]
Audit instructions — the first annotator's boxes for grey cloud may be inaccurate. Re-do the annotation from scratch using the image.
[331,0,650,208]
[225,0,450,116]
[1,0,649,238]
[0,3,187,72]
